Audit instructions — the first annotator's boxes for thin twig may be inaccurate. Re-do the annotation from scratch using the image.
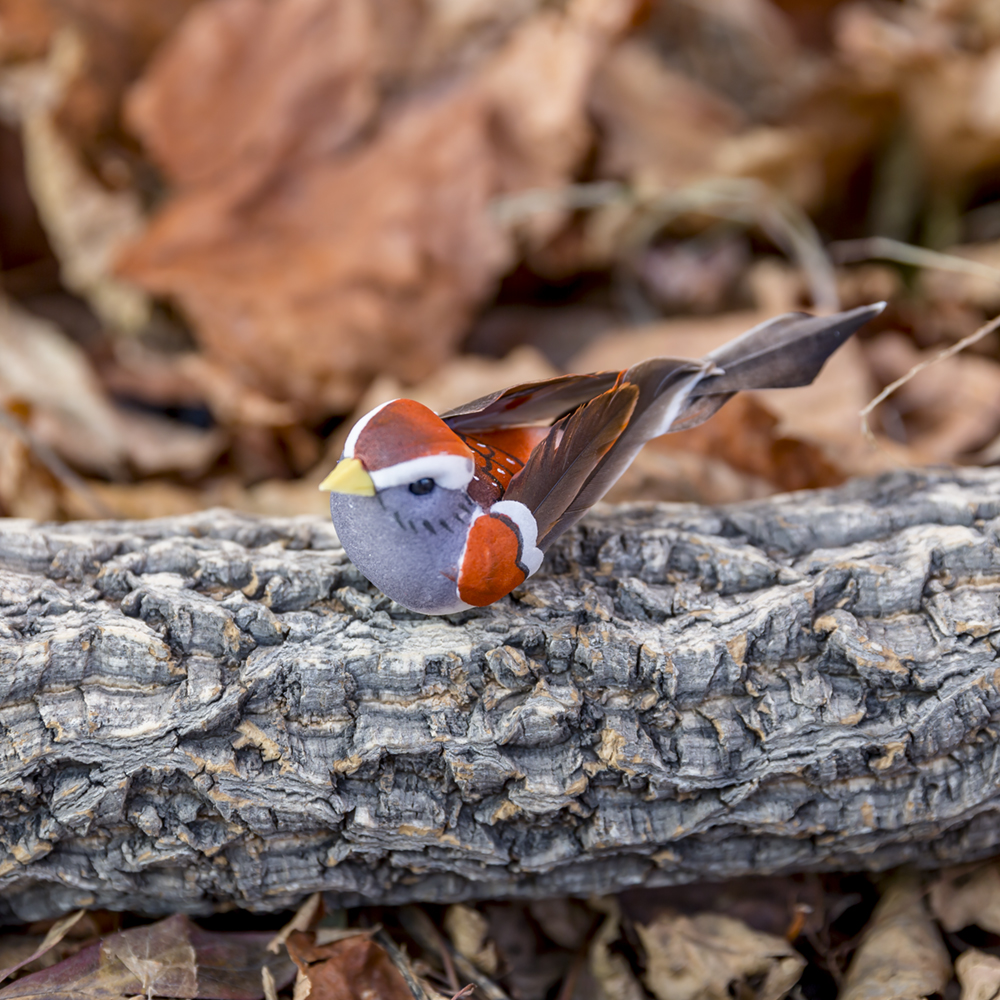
[398,907,509,1000]
[859,312,1000,444]
[490,182,628,226]
[447,951,511,1000]
[830,236,1000,284]
[375,929,440,1000]
[420,909,461,994]
[0,408,117,518]
[555,948,587,1000]
[448,987,477,1000]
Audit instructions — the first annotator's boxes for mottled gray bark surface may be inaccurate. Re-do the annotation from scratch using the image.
[3,468,1000,921]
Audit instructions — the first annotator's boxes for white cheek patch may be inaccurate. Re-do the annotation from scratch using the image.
[490,500,543,576]
[343,399,396,459]
[370,454,475,491]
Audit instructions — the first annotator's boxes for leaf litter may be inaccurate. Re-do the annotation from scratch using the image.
[9,1,1000,998]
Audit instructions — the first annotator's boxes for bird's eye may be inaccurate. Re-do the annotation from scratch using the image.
[409,478,435,495]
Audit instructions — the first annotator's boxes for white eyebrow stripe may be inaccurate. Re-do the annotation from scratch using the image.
[343,399,397,459]
[370,454,475,491]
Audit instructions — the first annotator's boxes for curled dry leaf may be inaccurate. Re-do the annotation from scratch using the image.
[124,0,378,196]
[268,893,322,955]
[0,0,56,62]
[0,913,295,1000]
[839,874,951,1000]
[590,37,744,196]
[0,414,65,519]
[444,905,498,978]
[956,949,1000,1000]
[588,899,646,1000]
[0,296,126,476]
[640,394,845,494]
[929,861,1000,934]
[0,910,85,986]
[0,31,149,333]
[835,2,1000,191]
[285,930,412,1000]
[119,0,635,418]
[620,877,824,943]
[636,910,805,1000]
[0,296,228,484]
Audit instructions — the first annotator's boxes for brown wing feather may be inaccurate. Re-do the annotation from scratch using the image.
[504,382,639,543]
[536,359,710,546]
[441,371,622,433]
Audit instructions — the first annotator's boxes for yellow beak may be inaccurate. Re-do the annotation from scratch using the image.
[318,458,375,496]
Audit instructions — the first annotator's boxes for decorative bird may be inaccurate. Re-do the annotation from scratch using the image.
[321,303,884,614]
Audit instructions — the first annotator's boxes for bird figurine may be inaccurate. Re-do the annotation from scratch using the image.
[321,303,885,615]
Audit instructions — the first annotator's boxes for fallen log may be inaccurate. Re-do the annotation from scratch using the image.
[2,467,1000,921]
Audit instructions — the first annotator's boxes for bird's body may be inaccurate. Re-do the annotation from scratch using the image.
[323,303,885,614]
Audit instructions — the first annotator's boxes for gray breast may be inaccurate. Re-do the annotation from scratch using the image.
[330,484,476,614]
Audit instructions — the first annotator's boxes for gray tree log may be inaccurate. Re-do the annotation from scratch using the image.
[3,468,1000,921]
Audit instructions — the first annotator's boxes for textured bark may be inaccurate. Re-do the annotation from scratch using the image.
[3,468,1000,920]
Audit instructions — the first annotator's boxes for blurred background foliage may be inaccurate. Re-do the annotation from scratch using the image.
[2,0,1000,521]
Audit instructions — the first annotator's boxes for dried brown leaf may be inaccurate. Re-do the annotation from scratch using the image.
[0,0,56,62]
[835,3,1000,188]
[125,0,378,195]
[839,874,950,1000]
[620,878,824,943]
[929,861,1000,934]
[0,297,126,475]
[0,910,85,985]
[956,948,1000,1000]
[588,899,646,1000]
[119,0,633,417]
[444,905,498,978]
[285,931,412,1000]
[0,417,64,519]
[22,104,148,333]
[636,910,805,1000]
[268,893,322,955]
[0,32,149,332]
[590,38,744,194]
[0,913,295,1000]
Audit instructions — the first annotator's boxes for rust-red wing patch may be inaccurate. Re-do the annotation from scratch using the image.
[469,427,547,465]
[458,513,527,607]
[459,428,547,507]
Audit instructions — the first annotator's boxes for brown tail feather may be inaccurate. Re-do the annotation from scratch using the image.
[534,303,886,549]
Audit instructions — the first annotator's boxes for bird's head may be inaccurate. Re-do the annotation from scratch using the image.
[320,399,480,614]
[319,398,474,497]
